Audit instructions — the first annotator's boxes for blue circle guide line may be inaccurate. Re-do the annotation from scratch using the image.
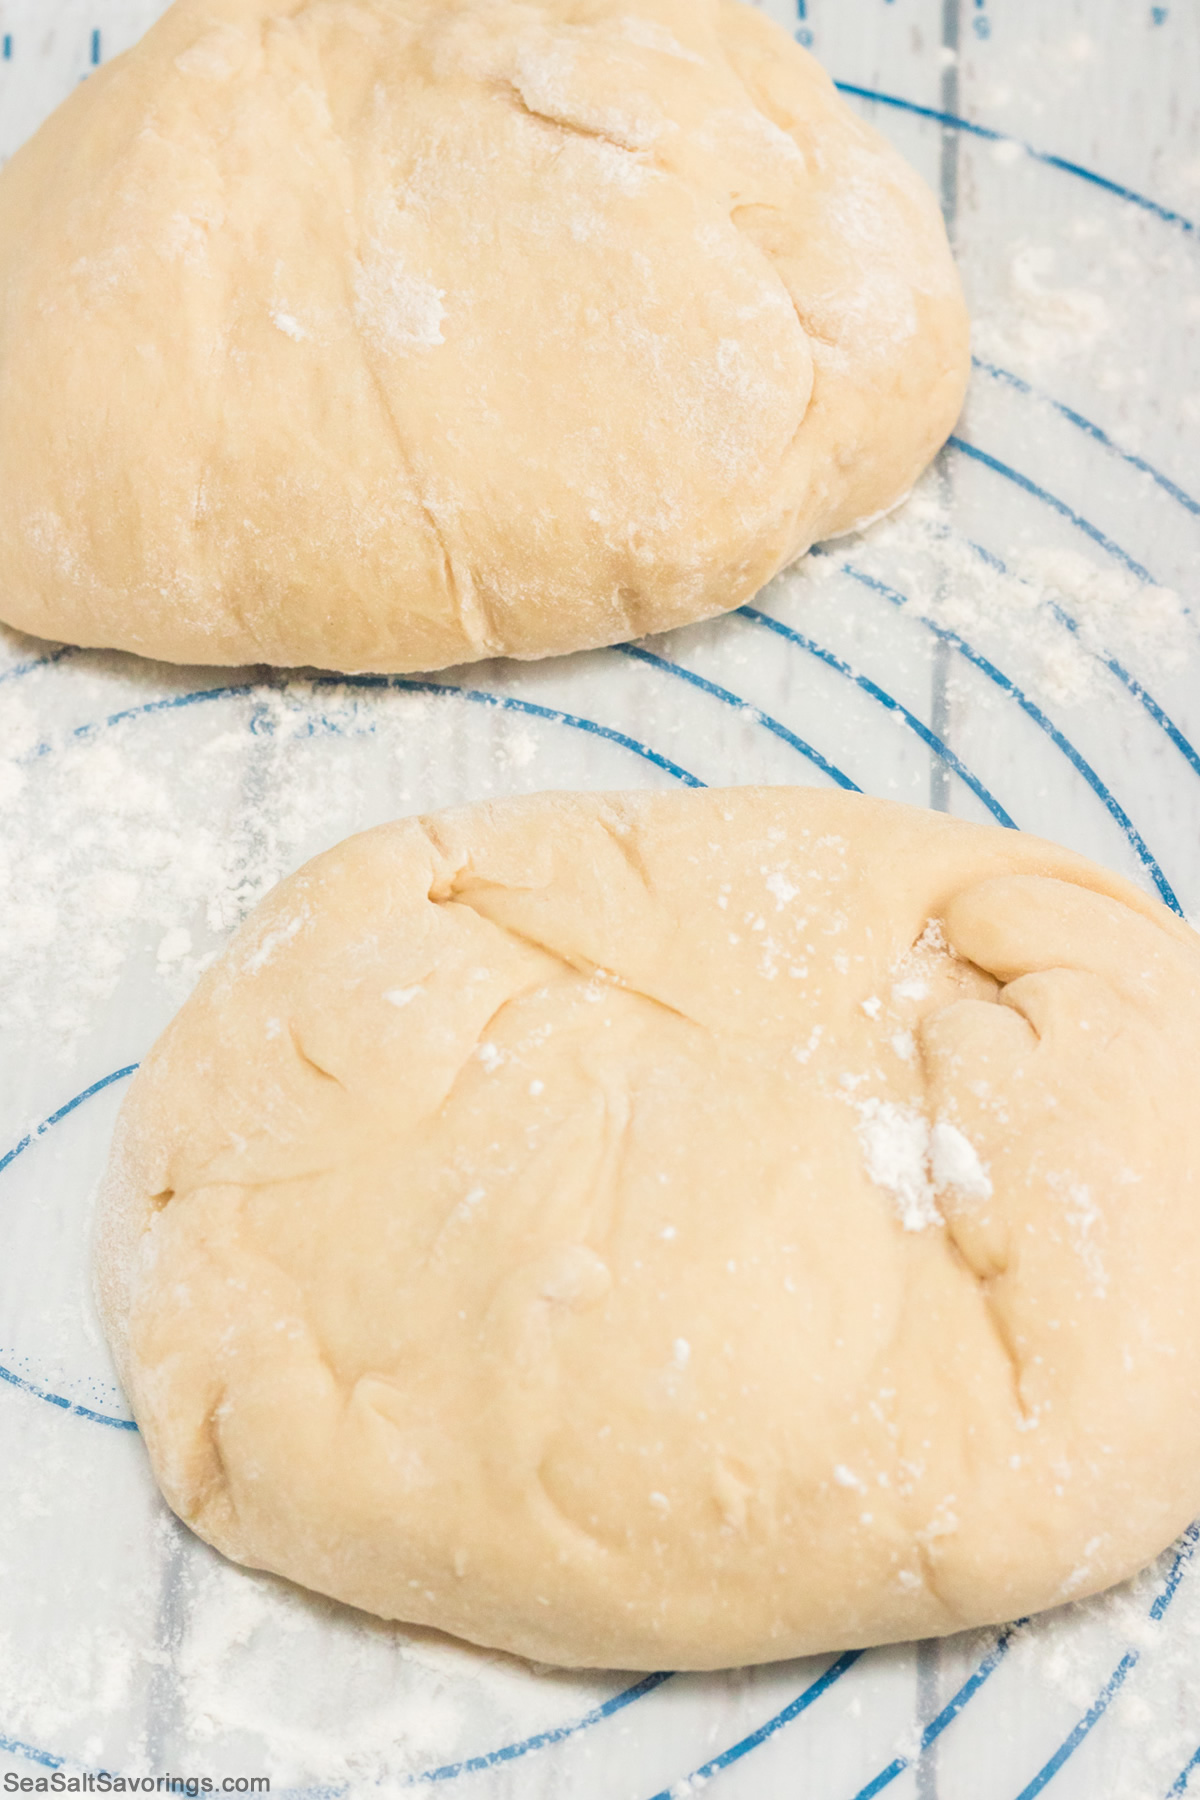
[0,1063,140,1430]
[313,675,707,788]
[849,1623,1022,1800]
[0,1673,679,1792]
[1011,1651,1139,1800]
[947,435,1157,585]
[0,645,75,689]
[640,1650,864,1800]
[735,605,1018,828]
[834,83,1197,236]
[616,643,861,791]
[825,555,1183,915]
[961,534,1200,788]
[405,1671,674,1786]
[1169,1743,1200,1797]
[10,615,1194,915]
[27,676,706,791]
[0,1732,63,1773]
[972,358,1200,521]
[0,1063,138,1180]
[0,1360,138,1432]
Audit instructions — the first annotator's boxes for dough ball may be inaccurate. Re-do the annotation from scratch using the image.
[0,0,967,672]
[95,788,1200,1670]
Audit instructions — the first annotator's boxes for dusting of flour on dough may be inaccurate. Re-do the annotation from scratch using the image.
[354,254,447,353]
[852,1101,992,1231]
[929,1120,993,1201]
[853,1098,942,1232]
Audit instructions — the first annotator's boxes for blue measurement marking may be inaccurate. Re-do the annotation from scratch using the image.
[828,557,1182,913]
[1150,1520,1200,1622]
[973,358,1200,519]
[407,1674,674,1785]
[0,1735,63,1773]
[319,674,706,786]
[1152,6,1168,22]
[1168,1744,1200,1796]
[0,649,76,690]
[2,35,12,60]
[961,535,1200,789]
[90,28,101,64]
[616,643,860,792]
[0,1361,137,1431]
[1,1669,676,1793]
[25,681,262,760]
[948,436,1157,584]
[737,606,1017,827]
[640,1651,863,1800]
[1013,1652,1140,1798]
[851,1627,1021,1799]
[0,1063,141,1429]
[836,84,1197,236]
[0,1064,139,1180]
[20,676,703,788]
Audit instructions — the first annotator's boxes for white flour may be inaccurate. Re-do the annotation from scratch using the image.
[852,1099,992,1232]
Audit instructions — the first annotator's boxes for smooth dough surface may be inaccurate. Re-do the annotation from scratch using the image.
[0,0,967,672]
[95,788,1200,1669]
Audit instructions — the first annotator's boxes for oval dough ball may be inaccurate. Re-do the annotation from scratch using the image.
[0,0,967,673]
[96,788,1200,1670]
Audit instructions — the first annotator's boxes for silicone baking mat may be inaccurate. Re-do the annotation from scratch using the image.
[1,1,1199,1794]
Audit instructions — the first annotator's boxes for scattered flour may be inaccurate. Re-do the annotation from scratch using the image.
[929,1119,993,1201]
[852,1101,992,1231]
[853,1097,944,1232]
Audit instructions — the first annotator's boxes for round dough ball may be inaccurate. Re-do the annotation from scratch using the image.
[96,788,1200,1670]
[0,0,967,673]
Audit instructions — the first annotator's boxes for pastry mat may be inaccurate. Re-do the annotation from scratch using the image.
[1,1,1199,1794]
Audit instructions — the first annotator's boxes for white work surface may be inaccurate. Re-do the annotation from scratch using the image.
[2,1,1200,1795]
